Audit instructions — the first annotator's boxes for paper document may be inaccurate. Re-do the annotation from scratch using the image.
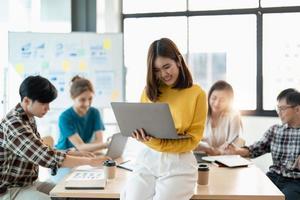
[73,165,102,171]
[67,171,105,181]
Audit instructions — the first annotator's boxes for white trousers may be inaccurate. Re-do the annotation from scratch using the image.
[121,148,198,200]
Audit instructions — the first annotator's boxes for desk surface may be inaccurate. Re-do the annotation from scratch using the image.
[50,164,284,200]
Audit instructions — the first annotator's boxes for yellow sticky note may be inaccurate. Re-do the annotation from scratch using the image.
[111,90,120,101]
[79,60,87,71]
[103,39,111,50]
[15,63,25,74]
[62,60,70,72]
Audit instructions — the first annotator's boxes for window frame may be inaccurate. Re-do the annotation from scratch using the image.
[122,2,300,117]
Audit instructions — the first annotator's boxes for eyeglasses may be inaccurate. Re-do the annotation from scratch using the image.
[276,105,296,112]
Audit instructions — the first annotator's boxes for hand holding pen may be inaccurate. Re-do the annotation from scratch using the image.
[219,135,238,150]
[227,135,239,146]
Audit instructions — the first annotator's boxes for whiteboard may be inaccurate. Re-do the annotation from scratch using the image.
[8,32,124,108]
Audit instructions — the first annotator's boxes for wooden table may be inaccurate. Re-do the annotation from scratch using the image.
[50,164,284,200]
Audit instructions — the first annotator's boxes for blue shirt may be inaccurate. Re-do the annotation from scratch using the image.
[55,107,105,150]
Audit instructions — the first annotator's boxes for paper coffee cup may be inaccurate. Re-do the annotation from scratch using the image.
[198,163,209,185]
[103,160,116,179]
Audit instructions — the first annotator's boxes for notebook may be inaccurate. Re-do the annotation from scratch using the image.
[65,169,106,189]
[202,155,252,168]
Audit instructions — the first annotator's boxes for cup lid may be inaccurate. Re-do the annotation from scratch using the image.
[103,159,116,166]
[198,163,209,171]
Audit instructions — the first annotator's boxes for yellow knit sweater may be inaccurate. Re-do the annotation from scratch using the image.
[141,84,207,153]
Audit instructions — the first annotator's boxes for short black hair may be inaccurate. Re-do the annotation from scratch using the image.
[285,92,300,106]
[19,75,57,103]
[277,88,298,101]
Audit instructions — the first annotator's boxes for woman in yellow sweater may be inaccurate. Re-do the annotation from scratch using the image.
[121,38,207,200]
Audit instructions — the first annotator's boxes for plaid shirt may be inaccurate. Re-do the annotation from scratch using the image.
[0,104,66,190]
[248,123,300,179]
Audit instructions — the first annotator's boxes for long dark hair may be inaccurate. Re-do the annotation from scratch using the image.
[207,80,234,117]
[145,38,193,102]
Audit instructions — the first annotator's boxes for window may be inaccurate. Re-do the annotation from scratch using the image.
[2,0,71,111]
[0,0,71,134]
[263,13,300,110]
[8,0,71,32]
[261,0,300,7]
[123,0,186,14]
[97,0,121,33]
[189,0,258,11]
[123,0,300,116]
[124,17,187,101]
[189,15,256,109]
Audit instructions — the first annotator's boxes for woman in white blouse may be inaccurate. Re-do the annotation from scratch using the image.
[195,80,244,155]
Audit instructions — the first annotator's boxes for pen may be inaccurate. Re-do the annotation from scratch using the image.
[227,135,239,145]
[211,161,220,167]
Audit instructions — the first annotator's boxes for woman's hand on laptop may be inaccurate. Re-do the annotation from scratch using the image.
[132,128,152,142]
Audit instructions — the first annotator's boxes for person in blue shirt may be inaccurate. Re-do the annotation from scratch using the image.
[55,76,107,152]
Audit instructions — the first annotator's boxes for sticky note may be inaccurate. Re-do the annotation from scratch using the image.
[62,60,70,72]
[111,90,120,101]
[15,63,25,74]
[79,60,87,71]
[103,39,111,50]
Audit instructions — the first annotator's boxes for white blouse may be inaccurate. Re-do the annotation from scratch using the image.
[202,110,242,149]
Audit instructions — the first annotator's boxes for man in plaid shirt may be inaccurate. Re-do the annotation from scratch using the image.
[0,76,109,200]
[226,88,300,200]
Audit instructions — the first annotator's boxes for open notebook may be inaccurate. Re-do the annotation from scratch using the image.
[65,166,106,189]
[202,155,252,168]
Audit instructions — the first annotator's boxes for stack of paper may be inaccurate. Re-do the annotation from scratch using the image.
[65,167,106,189]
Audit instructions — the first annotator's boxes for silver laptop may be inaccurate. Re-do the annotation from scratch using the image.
[111,102,190,139]
[106,132,128,160]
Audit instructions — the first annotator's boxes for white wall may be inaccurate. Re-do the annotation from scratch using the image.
[242,116,280,172]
